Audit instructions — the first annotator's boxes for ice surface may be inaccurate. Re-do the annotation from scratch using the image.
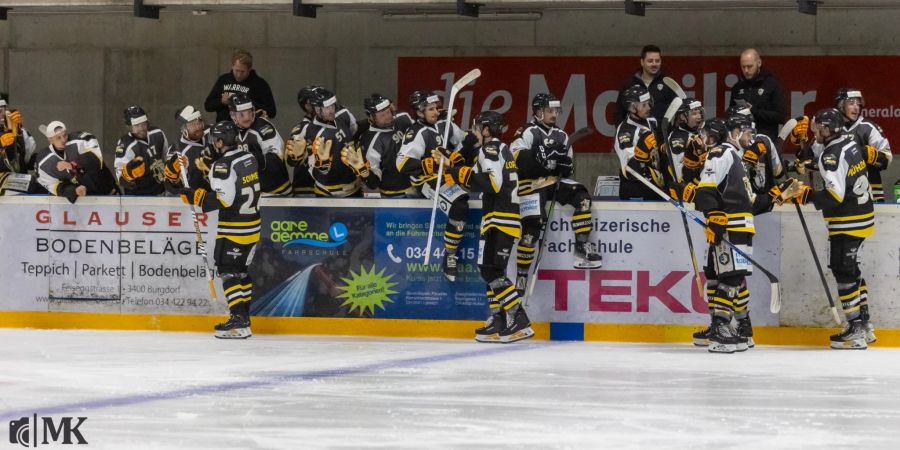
[1,329,899,449]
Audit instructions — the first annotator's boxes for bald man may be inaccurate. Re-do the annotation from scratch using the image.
[728,48,786,142]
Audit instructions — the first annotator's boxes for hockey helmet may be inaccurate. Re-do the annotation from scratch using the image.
[312,89,337,109]
[297,85,323,109]
[621,85,652,109]
[814,108,845,135]
[123,105,149,126]
[228,93,254,112]
[175,105,202,124]
[834,88,864,109]
[701,117,729,145]
[409,90,440,112]
[209,120,238,148]
[531,93,560,113]
[364,93,392,115]
[474,110,505,137]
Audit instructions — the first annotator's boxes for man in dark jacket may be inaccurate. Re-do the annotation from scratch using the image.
[728,48,785,143]
[614,45,678,125]
[204,49,277,122]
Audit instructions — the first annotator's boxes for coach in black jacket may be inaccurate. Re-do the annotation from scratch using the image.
[728,48,786,142]
[614,45,678,126]
[205,49,277,122]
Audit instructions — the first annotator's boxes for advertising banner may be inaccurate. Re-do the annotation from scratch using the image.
[398,56,900,154]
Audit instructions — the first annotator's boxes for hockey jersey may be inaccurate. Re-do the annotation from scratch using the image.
[846,117,892,202]
[458,138,520,239]
[694,143,755,236]
[163,132,210,195]
[614,116,662,186]
[810,135,874,238]
[235,116,289,196]
[114,127,168,195]
[196,149,262,246]
[36,131,117,202]
[510,120,571,196]
[303,115,360,197]
[396,119,463,190]
[357,123,411,197]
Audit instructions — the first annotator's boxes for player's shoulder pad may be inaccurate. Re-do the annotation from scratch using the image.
[706,144,726,159]
[255,118,277,138]
[482,141,501,160]
[402,126,420,144]
[821,152,839,171]
[211,161,231,179]
[75,131,96,141]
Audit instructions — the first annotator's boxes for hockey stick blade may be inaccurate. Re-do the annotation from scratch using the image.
[624,166,781,307]
[770,283,781,313]
[663,77,687,99]
[776,118,798,146]
[423,68,482,264]
[663,97,683,123]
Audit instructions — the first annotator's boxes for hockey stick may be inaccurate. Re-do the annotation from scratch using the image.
[662,77,687,100]
[658,98,706,307]
[180,161,219,304]
[524,126,595,305]
[624,165,781,312]
[775,120,841,324]
[423,68,482,264]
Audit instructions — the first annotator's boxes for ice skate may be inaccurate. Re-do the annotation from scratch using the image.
[475,312,505,343]
[214,313,252,339]
[573,241,602,269]
[499,307,534,343]
[708,317,739,354]
[830,320,867,350]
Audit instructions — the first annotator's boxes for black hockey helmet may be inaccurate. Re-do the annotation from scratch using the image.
[678,98,703,115]
[123,105,148,126]
[725,114,754,133]
[209,120,238,148]
[409,90,440,111]
[312,88,337,109]
[834,88,864,108]
[228,93,254,113]
[474,110,505,137]
[621,85,652,109]
[701,118,729,145]
[297,85,323,109]
[531,93,560,113]
[724,104,752,119]
[364,93,392,115]
[814,108,844,135]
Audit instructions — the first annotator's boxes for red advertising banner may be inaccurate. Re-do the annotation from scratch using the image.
[398,56,900,153]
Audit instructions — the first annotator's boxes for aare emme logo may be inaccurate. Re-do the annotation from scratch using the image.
[269,219,348,248]
[9,414,88,447]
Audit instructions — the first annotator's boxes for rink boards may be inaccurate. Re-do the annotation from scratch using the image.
[0,196,898,346]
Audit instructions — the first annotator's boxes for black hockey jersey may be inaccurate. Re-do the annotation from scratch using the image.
[235,116,289,196]
[114,127,168,195]
[695,143,755,236]
[614,116,662,184]
[358,124,411,197]
[459,138,520,239]
[845,116,892,202]
[287,117,315,196]
[396,119,463,189]
[197,149,262,246]
[36,131,117,202]
[510,119,571,196]
[164,132,210,195]
[303,116,360,197]
[810,135,874,238]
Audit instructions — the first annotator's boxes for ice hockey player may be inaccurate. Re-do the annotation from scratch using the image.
[163,105,210,195]
[342,93,413,198]
[179,121,261,339]
[0,97,38,175]
[396,90,472,281]
[724,104,783,192]
[229,93,290,196]
[833,89,892,203]
[512,92,601,293]
[792,108,876,349]
[445,110,532,343]
[36,120,118,203]
[284,85,320,196]
[298,88,363,197]
[114,106,168,196]
[614,85,664,200]
[667,98,705,188]
[684,118,801,353]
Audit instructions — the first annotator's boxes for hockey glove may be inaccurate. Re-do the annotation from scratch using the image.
[196,149,213,175]
[681,182,697,204]
[555,155,574,178]
[704,210,727,245]
[163,156,182,183]
[792,184,811,205]
[536,141,567,171]
[121,156,146,182]
[421,156,436,176]
[742,141,766,164]
[633,131,656,164]
[446,165,472,188]
[768,178,800,206]
[340,142,370,177]
[311,136,333,170]
[285,137,308,162]
[790,116,810,145]
[0,132,13,147]
[864,145,880,166]
[180,187,207,206]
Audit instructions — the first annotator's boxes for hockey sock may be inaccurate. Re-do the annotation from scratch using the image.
[711,281,737,321]
[859,278,869,311]
[516,233,537,278]
[733,279,751,320]
[223,275,252,314]
[443,218,465,256]
[837,279,862,321]
[487,287,500,314]
[705,279,718,317]
[490,278,519,313]
[572,209,592,240]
